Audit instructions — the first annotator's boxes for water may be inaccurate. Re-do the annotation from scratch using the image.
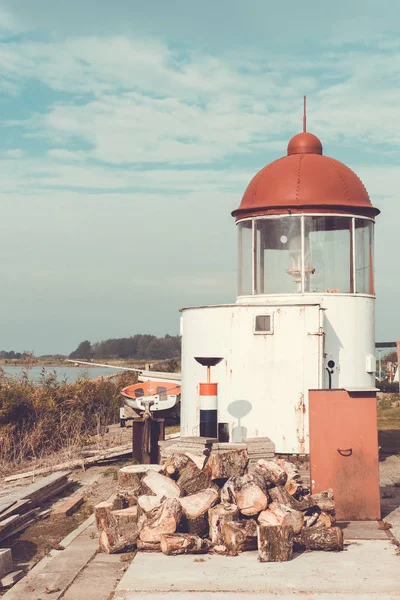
[1,365,123,384]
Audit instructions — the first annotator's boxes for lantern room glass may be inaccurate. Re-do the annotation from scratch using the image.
[237,215,374,296]
[355,219,374,294]
[304,216,352,293]
[238,221,252,296]
[255,217,302,294]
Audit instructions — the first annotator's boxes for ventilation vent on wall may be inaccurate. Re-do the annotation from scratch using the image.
[254,314,273,334]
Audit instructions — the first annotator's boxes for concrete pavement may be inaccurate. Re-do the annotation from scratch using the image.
[114,540,400,599]
[380,454,400,542]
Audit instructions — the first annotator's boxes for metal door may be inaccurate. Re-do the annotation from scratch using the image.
[309,389,380,520]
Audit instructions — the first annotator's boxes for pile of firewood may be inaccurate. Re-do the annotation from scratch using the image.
[94,449,343,562]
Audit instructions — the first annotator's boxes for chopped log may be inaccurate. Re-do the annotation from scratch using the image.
[118,465,162,493]
[221,475,268,516]
[284,478,301,496]
[276,459,300,481]
[100,528,136,554]
[180,488,219,536]
[313,512,334,529]
[111,506,139,525]
[304,509,320,528]
[236,483,268,516]
[257,509,280,527]
[212,544,227,554]
[257,524,294,562]
[222,476,268,516]
[259,502,303,534]
[137,540,161,552]
[208,503,240,544]
[308,490,336,514]
[141,470,181,499]
[275,458,306,496]
[294,526,343,551]
[94,501,114,531]
[279,460,302,495]
[268,486,306,510]
[176,461,213,496]
[140,498,182,543]
[255,459,287,487]
[160,533,212,555]
[164,452,195,478]
[113,492,138,510]
[185,452,206,470]
[223,520,258,556]
[207,449,249,480]
[138,495,163,514]
[221,476,241,503]
[99,506,140,554]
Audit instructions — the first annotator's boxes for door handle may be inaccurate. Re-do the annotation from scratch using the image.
[337,448,352,457]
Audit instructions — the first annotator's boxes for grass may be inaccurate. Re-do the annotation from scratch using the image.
[0,370,138,476]
[377,407,400,430]
[377,403,400,455]
[166,424,180,435]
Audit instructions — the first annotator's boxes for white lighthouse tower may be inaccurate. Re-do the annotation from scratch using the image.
[180,125,379,454]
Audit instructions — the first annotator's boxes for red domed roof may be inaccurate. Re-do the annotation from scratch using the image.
[233,132,379,220]
[287,132,323,155]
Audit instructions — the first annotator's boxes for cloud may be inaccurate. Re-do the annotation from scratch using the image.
[0,12,398,350]
[0,7,22,38]
[0,33,399,172]
[4,148,24,158]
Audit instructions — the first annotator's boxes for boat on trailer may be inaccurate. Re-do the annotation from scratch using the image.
[120,380,181,421]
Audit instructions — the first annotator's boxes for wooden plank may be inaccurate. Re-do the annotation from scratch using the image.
[0,509,41,542]
[5,463,80,482]
[0,501,16,516]
[0,515,19,531]
[0,500,32,520]
[51,491,84,520]
[1,569,24,588]
[4,444,132,482]
[0,472,71,516]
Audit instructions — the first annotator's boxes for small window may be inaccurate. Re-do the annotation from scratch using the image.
[134,388,145,398]
[254,314,273,334]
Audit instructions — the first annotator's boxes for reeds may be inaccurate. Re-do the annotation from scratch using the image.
[0,369,137,476]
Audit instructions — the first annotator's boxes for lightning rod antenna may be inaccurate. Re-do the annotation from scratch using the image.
[303,95,307,133]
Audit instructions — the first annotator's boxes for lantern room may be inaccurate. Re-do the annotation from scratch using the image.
[235,132,378,298]
[179,126,380,454]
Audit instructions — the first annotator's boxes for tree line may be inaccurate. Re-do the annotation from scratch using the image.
[69,334,181,360]
[0,351,27,359]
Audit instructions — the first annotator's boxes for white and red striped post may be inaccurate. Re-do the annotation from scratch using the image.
[195,357,223,439]
[199,381,218,438]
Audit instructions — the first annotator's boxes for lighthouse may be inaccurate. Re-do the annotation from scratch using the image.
[180,116,380,455]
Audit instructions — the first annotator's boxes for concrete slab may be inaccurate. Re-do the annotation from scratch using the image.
[116,595,400,600]
[1,522,99,600]
[62,553,126,600]
[0,548,13,578]
[379,454,400,543]
[338,520,390,540]
[114,541,400,599]
[386,505,400,544]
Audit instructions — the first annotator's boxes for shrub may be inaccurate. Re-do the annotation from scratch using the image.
[0,370,137,474]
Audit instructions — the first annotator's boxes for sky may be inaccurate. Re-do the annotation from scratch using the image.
[0,0,399,355]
